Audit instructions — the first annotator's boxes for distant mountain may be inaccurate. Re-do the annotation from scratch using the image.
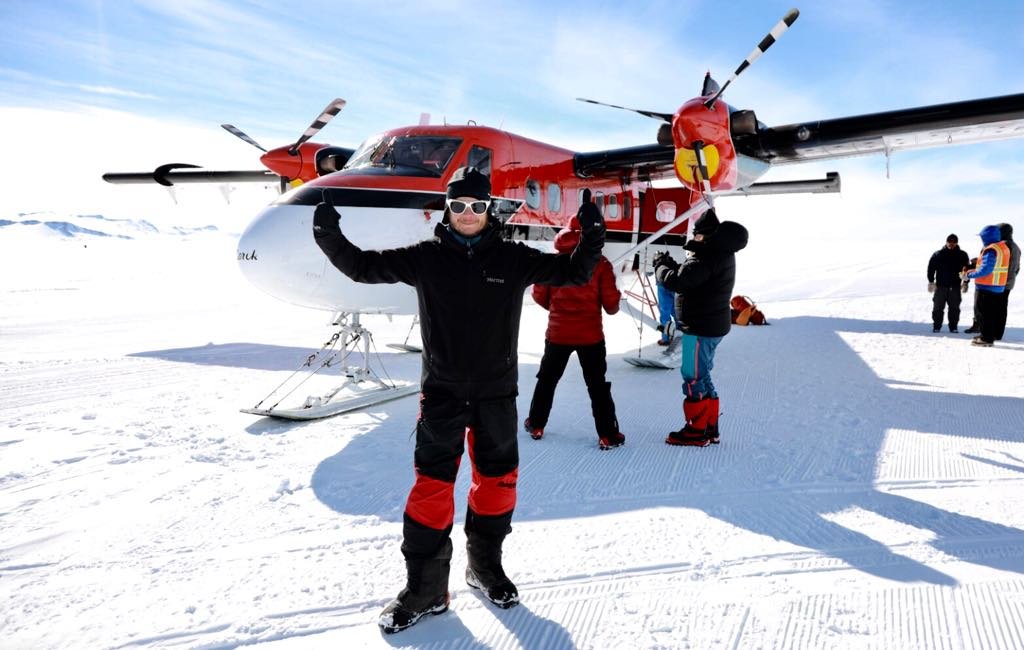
[0,212,220,239]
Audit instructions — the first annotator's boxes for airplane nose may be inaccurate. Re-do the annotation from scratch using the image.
[235,198,443,313]
[237,203,327,308]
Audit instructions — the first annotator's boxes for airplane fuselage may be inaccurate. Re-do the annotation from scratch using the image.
[236,123,769,313]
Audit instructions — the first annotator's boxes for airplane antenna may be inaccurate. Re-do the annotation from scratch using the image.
[704,8,799,109]
[288,98,347,155]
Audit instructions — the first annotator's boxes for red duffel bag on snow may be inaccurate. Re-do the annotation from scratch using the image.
[730,295,768,326]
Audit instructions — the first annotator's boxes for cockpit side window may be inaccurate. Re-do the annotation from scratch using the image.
[343,135,463,177]
[468,145,492,176]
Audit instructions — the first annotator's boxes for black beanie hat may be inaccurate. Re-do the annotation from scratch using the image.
[946,233,958,244]
[447,166,491,200]
[998,222,1013,240]
[693,208,720,235]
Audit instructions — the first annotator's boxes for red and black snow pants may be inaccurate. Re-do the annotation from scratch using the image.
[401,393,519,561]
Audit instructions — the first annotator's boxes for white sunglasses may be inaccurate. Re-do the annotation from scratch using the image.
[447,199,490,215]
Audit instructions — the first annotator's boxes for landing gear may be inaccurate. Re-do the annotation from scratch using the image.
[240,312,418,420]
[622,255,678,370]
[386,314,422,353]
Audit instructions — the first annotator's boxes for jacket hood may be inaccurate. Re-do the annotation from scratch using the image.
[980,225,1002,246]
[554,227,581,253]
[687,220,748,255]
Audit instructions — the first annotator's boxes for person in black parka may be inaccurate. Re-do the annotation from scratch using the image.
[653,208,748,447]
[995,222,1020,341]
[313,166,604,633]
[927,233,970,332]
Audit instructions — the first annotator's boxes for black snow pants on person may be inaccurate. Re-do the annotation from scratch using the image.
[932,285,962,329]
[527,340,619,439]
[400,392,519,601]
[995,290,1011,340]
[976,290,1007,344]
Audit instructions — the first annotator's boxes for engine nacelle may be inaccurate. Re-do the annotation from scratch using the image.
[315,146,356,176]
[670,98,739,192]
[259,142,331,183]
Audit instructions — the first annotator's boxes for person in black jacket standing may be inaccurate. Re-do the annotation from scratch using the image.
[994,222,1020,341]
[927,233,970,332]
[653,208,748,447]
[313,166,605,633]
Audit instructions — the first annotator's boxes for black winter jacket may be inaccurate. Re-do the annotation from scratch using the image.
[927,245,970,287]
[1005,239,1020,292]
[655,220,748,338]
[315,220,604,399]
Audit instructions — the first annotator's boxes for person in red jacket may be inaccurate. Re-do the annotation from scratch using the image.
[524,217,625,450]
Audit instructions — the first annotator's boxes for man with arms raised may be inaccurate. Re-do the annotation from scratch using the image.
[313,167,605,633]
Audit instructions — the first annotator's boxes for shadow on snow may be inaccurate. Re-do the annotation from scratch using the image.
[304,316,1024,586]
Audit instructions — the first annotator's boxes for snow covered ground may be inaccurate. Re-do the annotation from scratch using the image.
[2,197,1023,649]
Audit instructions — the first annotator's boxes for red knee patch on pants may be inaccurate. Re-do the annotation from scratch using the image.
[405,473,456,530]
[469,467,518,516]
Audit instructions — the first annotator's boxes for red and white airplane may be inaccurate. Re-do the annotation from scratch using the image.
[104,9,1024,418]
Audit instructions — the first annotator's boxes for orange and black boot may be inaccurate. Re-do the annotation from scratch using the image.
[705,397,720,444]
[666,398,710,447]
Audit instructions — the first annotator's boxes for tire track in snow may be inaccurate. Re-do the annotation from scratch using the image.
[217,574,1024,649]
[878,427,1024,483]
[0,358,194,410]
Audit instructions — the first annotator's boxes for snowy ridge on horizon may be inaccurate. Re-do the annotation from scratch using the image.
[0,211,222,240]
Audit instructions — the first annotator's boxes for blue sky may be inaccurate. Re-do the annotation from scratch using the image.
[1,0,1023,223]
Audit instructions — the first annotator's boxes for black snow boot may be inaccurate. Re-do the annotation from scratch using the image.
[378,539,452,634]
[465,531,519,609]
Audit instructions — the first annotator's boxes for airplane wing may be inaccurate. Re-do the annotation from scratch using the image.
[574,143,676,181]
[751,92,1024,163]
[574,92,1024,177]
[102,164,281,186]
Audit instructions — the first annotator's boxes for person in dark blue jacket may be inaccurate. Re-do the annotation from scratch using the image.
[965,225,1011,346]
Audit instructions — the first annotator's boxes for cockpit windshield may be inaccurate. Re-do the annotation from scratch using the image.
[342,135,463,177]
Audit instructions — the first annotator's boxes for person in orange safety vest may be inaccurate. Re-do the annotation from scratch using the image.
[964,224,1010,346]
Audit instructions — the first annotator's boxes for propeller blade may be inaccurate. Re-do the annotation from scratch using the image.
[692,142,715,208]
[221,124,267,152]
[700,72,721,98]
[704,8,800,108]
[576,97,673,122]
[288,98,347,154]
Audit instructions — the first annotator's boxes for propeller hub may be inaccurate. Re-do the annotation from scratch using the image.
[671,98,737,191]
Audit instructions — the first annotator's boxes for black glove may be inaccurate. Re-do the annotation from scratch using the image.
[312,190,341,238]
[576,188,604,231]
[652,250,676,269]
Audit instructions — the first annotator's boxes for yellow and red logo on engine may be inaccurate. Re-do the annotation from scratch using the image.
[671,97,738,192]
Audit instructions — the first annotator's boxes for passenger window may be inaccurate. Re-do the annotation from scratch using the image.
[623,194,632,221]
[606,194,619,220]
[593,191,604,215]
[468,146,492,176]
[546,183,561,212]
[525,179,541,209]
[656,200,676,223]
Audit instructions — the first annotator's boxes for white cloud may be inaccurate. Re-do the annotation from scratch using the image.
[77,84,158,100]
[0,106,276,229]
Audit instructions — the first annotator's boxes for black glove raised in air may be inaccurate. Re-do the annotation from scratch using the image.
[576,188,605,231]
[312,190,341,238]
[652,250,677,270]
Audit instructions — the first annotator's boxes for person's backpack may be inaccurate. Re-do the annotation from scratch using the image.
[730,295,768,326]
